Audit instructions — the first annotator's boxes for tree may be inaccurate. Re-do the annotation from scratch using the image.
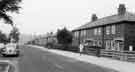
[56,27,73,46]
[0,0,22,26]
[0,31,10,44]
[9,26,20,43]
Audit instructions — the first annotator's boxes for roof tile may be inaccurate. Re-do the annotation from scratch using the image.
[73,12,135,31]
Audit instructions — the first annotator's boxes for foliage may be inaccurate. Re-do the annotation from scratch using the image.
[52,43,79,52]
[26,40,35,45]
[0,31,10,44]
[66,44,79,52]
[45,42,54,48]
[9,26,20,43]
[0,0,22,25]
[56,28,73,45]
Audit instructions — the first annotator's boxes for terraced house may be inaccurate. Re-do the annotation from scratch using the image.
[72,4,135,61]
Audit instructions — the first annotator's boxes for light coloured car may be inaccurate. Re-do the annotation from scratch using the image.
[1,43,19,57]
[0,43,5,49]
[0,43,5,54]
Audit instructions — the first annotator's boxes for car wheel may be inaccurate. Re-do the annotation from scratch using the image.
[14,53,19,57]
[2,54,7,57]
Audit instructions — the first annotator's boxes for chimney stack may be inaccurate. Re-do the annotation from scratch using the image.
[118,4,126,15]
[91,14,98,22]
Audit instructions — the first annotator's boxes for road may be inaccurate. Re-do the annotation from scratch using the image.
[15,45,117,72]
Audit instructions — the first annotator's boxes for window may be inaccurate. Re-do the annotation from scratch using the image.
[113,41,124,51]
[74,32,76,37]
[97,41,102,47]
[115,42,120,51]
[83,30,86,37]
[74,31,79,38]
[80,30,86,37]
[119,41,124,51]
[106,26,111,35]
[93,41,96,46]
[80,30,83,37]
[111,25,116,34]
[98,28,101,35]
[94,28,101,35]
[117,25,121,34]
[105,40,111,50]
[94,28,98,35]
[111,41,115,50]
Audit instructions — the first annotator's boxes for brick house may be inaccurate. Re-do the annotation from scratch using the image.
[32,32,57,47]
[72,4,135,61]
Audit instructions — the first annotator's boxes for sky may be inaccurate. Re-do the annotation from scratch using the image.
[1,0,135,35]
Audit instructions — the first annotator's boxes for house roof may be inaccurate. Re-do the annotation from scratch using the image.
[73,12,135,31]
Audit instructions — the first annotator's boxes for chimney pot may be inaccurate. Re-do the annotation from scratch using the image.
[91,14,98,21]
[118,4,126,15]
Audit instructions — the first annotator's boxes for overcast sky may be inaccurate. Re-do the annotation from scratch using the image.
[1,0,135,35]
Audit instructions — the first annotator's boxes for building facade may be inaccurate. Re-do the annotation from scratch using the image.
[72,4,135,61]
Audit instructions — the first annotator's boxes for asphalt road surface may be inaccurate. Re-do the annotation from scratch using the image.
[17,45,117,72]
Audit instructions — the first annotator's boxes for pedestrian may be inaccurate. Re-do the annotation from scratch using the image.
[79,43,84,56]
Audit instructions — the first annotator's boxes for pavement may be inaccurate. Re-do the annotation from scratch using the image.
[29,45,135,72]
[18,45,118,72]
[0,59,18,72]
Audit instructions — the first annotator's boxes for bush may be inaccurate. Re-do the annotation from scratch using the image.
[52,44,63,49]
[66,45,79,53]
[53,44,79,53]
[45,42,54,49]
[56,28,73,45]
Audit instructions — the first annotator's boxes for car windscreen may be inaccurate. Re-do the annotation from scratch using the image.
[6,44,16,48]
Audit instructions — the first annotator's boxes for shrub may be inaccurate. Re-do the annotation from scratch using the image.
[56,28,73,45]
[45,42,54,49]
[66,44,79,52]
[53,43,79,52]
[52,44,63,49]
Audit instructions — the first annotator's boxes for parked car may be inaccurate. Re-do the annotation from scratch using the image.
[0,43,5,54]
[1,43,20,57]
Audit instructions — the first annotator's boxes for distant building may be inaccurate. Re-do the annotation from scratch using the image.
[72,4,135,61]
[34,32,57,46]
[45,33,57,44]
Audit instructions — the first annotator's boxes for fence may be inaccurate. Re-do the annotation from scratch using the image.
[100,49,135,62]
[83,47,98,56]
